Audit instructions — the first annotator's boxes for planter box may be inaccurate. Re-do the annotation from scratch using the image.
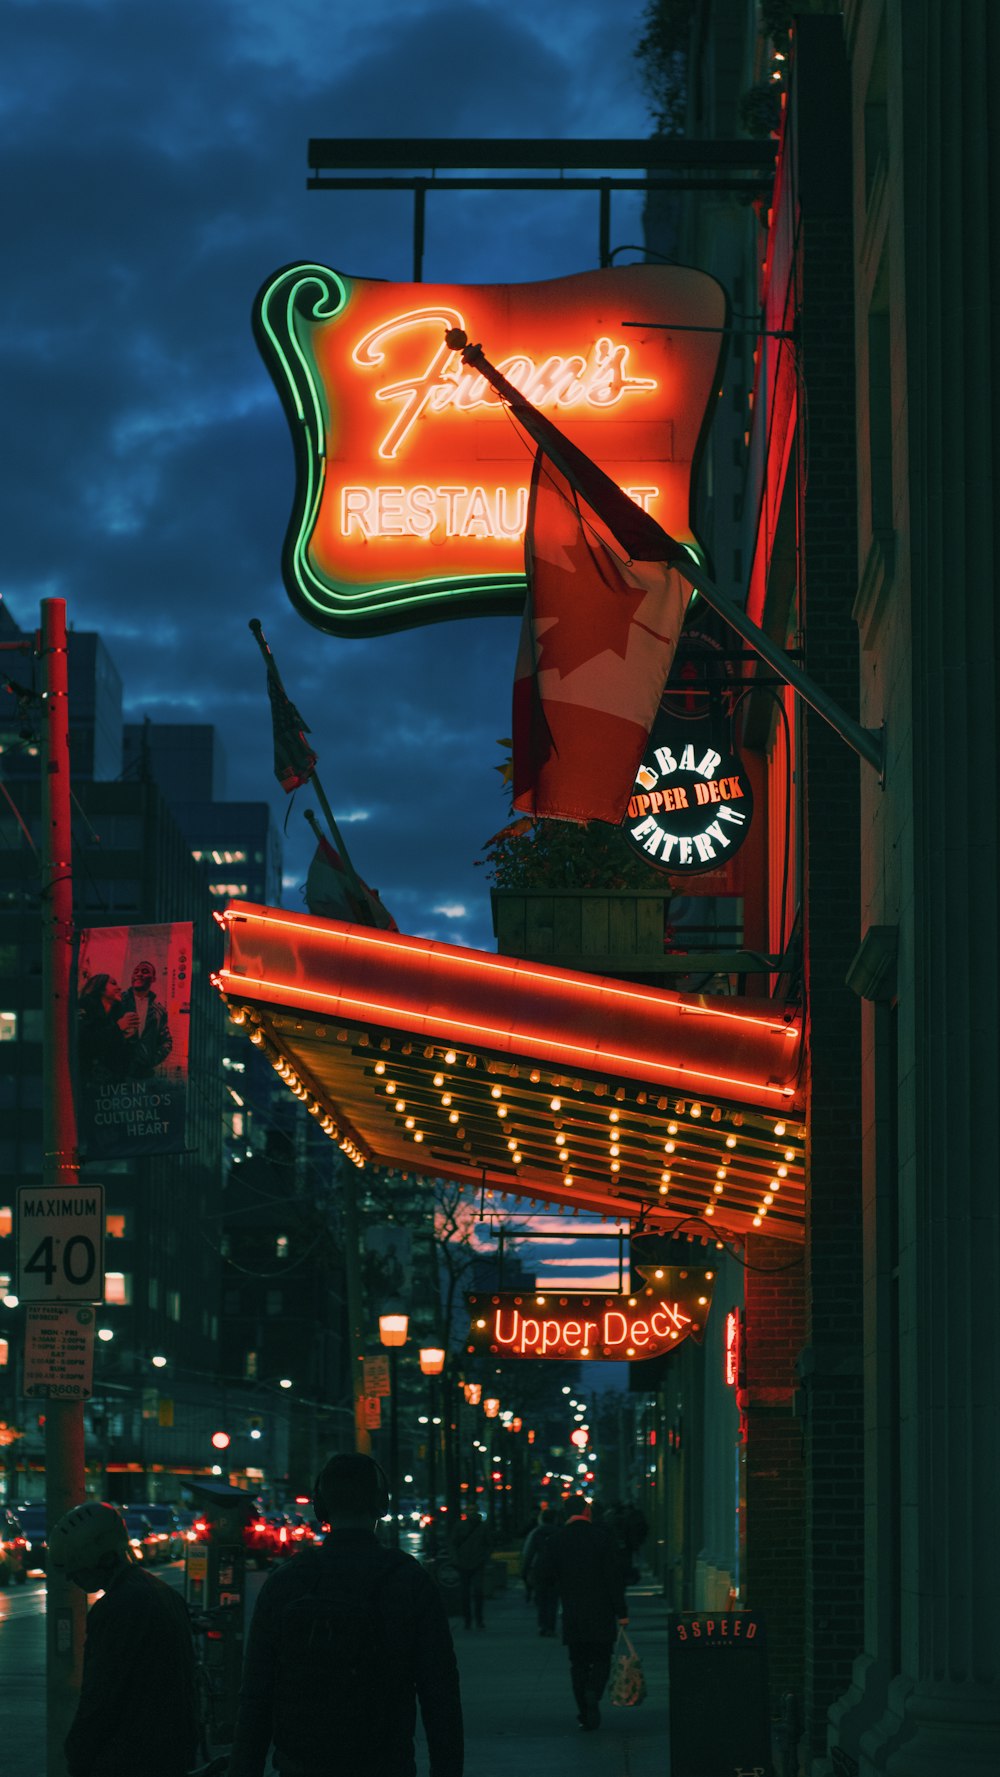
[491,889,670,973]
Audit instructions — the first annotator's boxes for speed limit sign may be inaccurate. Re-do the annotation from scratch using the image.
[17,1185,105,1303]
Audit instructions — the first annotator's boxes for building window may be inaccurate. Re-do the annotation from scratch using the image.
[0,1206,11,1238]
[231,1112,244,1140]
[276,1234,289,1261]
[0,1014,16,1043]
[105,1272,130,1305]
[106,1213,128,1239]
[167,1290,181,1321]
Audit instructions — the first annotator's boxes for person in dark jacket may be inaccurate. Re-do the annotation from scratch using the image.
[116,959,172,1078]
[229,1453,463,1777]
[49,1500,198,1777]
[520,1505,561,1636]
[536,1494,628,1732]
[449,1508,491,1631]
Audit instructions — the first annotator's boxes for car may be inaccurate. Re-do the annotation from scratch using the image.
[138,1504,185,1562]
[243,1507,278,1570]
[120,1506,161,1565]
[283,1511,317,1551]
[175,1509,204,1546]
[13,1503,47,1575]
[265,1512,298,1558]
[0,1507,29,1587]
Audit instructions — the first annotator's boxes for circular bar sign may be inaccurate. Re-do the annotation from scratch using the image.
[621,716,753,875]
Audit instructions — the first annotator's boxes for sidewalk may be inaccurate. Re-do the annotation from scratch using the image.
[2,1573,671,1777]
[416,1575,671,1777]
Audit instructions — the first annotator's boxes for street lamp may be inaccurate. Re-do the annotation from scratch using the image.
[419,1348,445,1523]
[378,1303,409,1544]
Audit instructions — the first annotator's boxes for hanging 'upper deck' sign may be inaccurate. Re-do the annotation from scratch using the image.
[253,262,726,636]
[465,1267,715,1362]
[622,710,754,875]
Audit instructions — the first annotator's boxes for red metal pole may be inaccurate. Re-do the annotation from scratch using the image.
[40,597,87,1777]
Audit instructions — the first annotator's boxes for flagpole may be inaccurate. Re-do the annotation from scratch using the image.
[248,618,371,903]
[303,782,369,910]
[446,330,885,782]
[672,557,885,779]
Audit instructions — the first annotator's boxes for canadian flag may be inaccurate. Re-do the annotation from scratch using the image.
[512,454,690,824]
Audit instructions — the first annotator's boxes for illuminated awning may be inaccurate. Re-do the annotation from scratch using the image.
[215,902,806,1241]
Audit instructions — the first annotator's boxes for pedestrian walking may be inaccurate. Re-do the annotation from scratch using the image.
[520,1505,561,1636]
[449,1507,491,1631]
[228,1453,463,1777]
[536,1494,628,1733]
[49,1500,199,1777]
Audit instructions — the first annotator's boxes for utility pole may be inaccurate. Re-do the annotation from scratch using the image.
[40,597,87,1776]
[340,1166,371,1456]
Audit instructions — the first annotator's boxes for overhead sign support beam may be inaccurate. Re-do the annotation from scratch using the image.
[306,137,777,279]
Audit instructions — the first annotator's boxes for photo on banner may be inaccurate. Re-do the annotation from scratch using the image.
[75,922,192,1158]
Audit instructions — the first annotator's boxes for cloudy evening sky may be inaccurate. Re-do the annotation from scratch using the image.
[3,0,657,955]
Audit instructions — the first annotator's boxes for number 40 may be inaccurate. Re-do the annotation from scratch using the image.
[24,1234,97,1288]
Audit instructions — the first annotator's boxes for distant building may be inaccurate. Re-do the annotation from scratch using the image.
[0,607,294,1502]
[122,721,282,906]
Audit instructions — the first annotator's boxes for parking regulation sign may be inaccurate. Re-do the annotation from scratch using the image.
[16,1184,105,1303]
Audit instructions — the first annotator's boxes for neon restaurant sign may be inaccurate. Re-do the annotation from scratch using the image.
[253,262,726,636]
[465,1268,716,1362]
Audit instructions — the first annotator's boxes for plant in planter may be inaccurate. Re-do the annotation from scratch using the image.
[478,742,674,893]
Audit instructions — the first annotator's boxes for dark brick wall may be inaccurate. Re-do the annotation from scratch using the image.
[793,18,866,1763]
[744,1233,807,1710]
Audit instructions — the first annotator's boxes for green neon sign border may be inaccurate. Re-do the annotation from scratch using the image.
[253,262,528,638]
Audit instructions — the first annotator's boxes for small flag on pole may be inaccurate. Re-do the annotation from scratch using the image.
[305,829,398,931]
[249,618,317,793]
[444,331,692,825]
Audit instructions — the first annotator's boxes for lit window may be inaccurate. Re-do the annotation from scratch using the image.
[105,1213,127,1239]
[0,1013,16,1042]
[0,1207,11,1237]
[232,1112,244,1139]
[167,1290,181,1321]
[105,1273,131,1306]
[276,1235,289,1261]
[0,1337,8,1367]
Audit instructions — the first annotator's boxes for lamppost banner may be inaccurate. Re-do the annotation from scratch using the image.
[75,922,192,1158]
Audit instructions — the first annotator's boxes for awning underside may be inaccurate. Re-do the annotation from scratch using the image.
[216,903,806,1242]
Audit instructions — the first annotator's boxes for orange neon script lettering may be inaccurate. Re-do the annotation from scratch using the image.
[351,308,660,459]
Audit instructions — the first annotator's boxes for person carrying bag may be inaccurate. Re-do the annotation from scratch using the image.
[609,1624,647,1708]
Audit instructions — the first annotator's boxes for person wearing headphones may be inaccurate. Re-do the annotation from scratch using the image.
[48,1500,199,1777]
[228,1453,463,1777]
